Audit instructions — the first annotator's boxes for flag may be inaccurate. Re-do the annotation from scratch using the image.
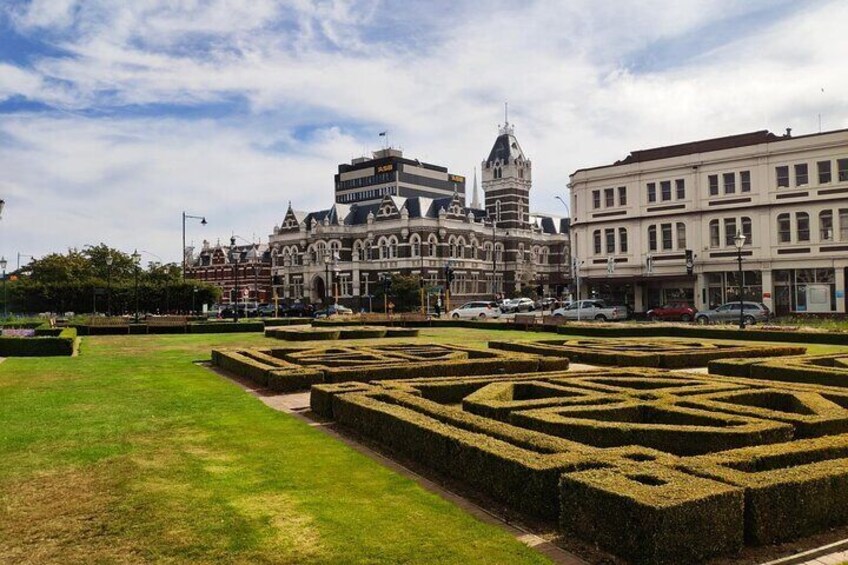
[378,131,387,136]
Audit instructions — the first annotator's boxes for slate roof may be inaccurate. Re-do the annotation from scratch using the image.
[486,132,527,165]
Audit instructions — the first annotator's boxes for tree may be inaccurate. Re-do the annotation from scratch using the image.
[373,274,422,312]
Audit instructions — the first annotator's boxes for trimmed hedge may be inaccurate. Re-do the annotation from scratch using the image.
[188,321,264,333]
[0,327,77,356]
[560,463,743,564]
[211,342,569,392]
[490,339,806,369]
[265,327,341,341]
[555,323,848,345]
[262,317,313,327]
[710,353,848,388]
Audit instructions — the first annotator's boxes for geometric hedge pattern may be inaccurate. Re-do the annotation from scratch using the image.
[310,368,848,564]
[710,352,848,388]
[211,342,570,392]
[489,338,806,368]
[264,326,420,341]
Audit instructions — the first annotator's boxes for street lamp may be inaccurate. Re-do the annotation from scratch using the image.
[131,249,141,323]
[230,236,240,322]
[0,256,7,319]
[734,231,746,329]
[182,212,207,280]
[492,220,497,299]
[106,254,113,316]
[554,195,571,218]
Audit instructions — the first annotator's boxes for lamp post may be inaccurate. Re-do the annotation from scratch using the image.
[734,231,746,329]
[182,212,207,280]
[192,287,198,314]
[106,254,113,316]
[492,220,497,299]
[0,256,7,319]
[230,236,239,322]
[131,249,141,323]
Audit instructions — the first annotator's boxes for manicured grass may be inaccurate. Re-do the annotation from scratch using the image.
[0,331,548,564]
[2,327,846,563]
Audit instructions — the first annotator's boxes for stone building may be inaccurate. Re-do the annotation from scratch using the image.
[186,239,272,306]
[569,127,848,315]
[267,123,570,310]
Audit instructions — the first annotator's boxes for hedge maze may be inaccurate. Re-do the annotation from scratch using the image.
[311,367,848,564]
[211,343,570,392]
[489,338,806,368]
[710,352,848,388]
[264,326,419,341]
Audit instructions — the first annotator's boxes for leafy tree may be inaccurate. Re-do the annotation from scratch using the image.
[373,274,423,312]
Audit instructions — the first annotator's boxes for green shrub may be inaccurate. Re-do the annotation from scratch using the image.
[262,317,313,327]
[338,327,388,339]
[189,321,264,333]
[0,332,76,356]
[560,463,744,564]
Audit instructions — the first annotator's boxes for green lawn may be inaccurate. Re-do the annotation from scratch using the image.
[0,331,549,564]
[2,328,846,563]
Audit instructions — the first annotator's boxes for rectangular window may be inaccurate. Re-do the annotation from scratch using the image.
[675,179,685,199]
[795,163,809,186]
[605,228,615,254]
[676,223,686,249]
[648,226,657,252]
[619,228,628,253]
[797,213,810,241]
[740,170,751,192]
[618,186,627,206]
[776,166,789,188]
[604,188,614,207]
[660,180,671,201]
[839,159,848,182]
[708,174,719,196]
[724,218,737,247]
[647,182,656,203]
[818,161,832,184]
[710,221,720,247]
[661,223,672,250]
[723,172,735,194]
[592,190,600,209]
[593,230,601,254]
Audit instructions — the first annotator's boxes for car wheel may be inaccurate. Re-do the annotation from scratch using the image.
[680,314,692,322]
[553,313,562,317]
[695,316,708,325]
[647,314,656,322]
[743,315,756,326]
[594,314,607,321]
[452,313,460,319]
[478,313,487,318]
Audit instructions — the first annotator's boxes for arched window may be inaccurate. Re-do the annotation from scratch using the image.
[484,242,493,262]
[410,234,421,257]
[456,237,466,259]
[820,210,834,241]
[741,217,753,245]
[428,235,438,257]
[777,213,791,243]
[388,236,398,259]
[469,239,478,259]
[495,243,504,263]
[797,212,810,242]
[676,222,686,249]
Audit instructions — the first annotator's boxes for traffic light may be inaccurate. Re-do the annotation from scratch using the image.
[555,284,564,297]
[535,284,543,296]
[382,275,392,292]
[685,249,694,276]
[444,265,455,284]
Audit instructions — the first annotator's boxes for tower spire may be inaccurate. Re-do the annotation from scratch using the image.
[471,167,480,209]
[504,101,508,125]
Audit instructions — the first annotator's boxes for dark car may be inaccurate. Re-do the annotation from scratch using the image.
[284,302,315,318]
[256,303,278,317]
[646,302,697,322]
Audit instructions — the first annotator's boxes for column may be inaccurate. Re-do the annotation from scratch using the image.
[836,267,846,313]
[633,283,644,313]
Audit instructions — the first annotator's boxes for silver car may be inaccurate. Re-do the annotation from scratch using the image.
[694,302,770,325]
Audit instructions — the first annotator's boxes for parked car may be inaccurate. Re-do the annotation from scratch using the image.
[448,301,501,319]
[501,297,535,313]
[256,303,278,317]
[284,302,315,318]
[535,297,559,311]
[551,300,626,321]
[314,304,354,319]
[646,302,698,322]
[694,302,770,326]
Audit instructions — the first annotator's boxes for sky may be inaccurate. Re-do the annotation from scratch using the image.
[1,0,846,268]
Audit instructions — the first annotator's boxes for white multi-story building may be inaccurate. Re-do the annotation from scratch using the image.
[569,128,848,315]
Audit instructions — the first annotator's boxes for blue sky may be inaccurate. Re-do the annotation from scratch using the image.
[0,0,845,266]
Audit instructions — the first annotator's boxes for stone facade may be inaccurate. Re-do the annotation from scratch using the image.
[569,128,848,315]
